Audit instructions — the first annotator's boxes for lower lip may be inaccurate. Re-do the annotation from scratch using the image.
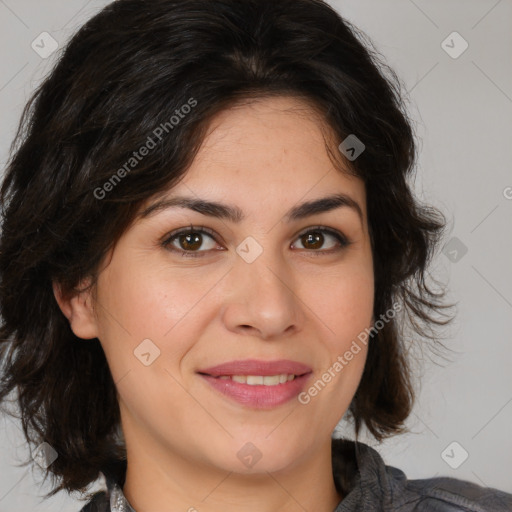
[199,373,312,409]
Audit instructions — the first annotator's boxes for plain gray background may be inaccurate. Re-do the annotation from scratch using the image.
[1,1,511,510]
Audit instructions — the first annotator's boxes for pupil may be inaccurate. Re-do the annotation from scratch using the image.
[181,233,201,250]
[304,232,322,249]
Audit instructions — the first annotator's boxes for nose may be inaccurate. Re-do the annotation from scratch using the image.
[221,246,303,340]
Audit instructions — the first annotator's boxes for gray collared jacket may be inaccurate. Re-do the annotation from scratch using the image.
[79,438,512,511]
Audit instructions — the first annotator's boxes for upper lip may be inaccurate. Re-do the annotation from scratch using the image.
[197,359,313,377]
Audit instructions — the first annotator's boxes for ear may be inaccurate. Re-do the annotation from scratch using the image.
[52,279,99,340]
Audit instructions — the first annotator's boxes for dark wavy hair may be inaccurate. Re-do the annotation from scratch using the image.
[0,0,455,501]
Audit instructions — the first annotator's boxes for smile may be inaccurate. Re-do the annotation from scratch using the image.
[199,372,312,409]
[212,374,298,385]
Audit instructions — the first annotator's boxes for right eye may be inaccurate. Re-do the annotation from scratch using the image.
[161,225,223,258]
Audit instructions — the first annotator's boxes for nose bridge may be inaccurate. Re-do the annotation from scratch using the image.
[237,237,293,305]
[224,236,301,338]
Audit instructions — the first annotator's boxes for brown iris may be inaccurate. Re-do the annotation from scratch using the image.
[178,232,203,251]
[301,231,324,250]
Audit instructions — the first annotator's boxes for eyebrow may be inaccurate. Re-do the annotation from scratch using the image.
[138,192,364,225]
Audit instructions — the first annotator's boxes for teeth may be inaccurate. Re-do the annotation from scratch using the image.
[221,374,297,385]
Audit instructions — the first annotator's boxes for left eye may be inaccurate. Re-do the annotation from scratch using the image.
[161,226,351,258]
[292,228,350,252]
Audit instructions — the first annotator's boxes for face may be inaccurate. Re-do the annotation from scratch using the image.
[58,95,374,478]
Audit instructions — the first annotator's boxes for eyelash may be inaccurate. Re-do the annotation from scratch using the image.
[161,224,352,259]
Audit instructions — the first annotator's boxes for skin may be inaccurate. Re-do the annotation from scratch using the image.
[54,95,375,512]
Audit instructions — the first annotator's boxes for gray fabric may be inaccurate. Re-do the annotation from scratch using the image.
[78,438,512,511]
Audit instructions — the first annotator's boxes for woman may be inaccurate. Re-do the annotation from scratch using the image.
[0,1,510,511]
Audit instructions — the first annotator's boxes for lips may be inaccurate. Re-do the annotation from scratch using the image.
[197,359,313,408]
[197,358,312,377]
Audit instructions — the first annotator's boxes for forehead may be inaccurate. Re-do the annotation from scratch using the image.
[169,95,366,210]
[195,95,338,166]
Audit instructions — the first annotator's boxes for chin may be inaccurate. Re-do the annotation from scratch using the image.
[209,436,306,475]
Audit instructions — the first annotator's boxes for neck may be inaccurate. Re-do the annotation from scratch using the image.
[122,432,343,512]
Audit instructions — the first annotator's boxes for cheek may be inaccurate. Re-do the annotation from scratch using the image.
[97,256,189,336]
[94,256,222,372]
[94,263,208,421]
[309,265,374,347]
[296,269,372,421]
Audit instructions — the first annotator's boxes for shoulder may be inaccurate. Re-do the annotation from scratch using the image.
[400,474,512,511]
[77,490,110,512]
[332,439,512,512]
[77,463,128,511]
